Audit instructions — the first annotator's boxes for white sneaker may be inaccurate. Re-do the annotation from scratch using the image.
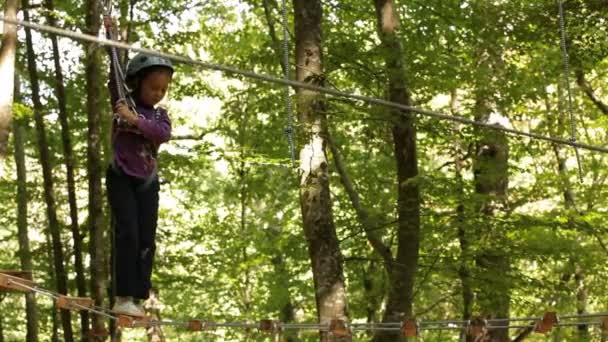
[112,297,145,317]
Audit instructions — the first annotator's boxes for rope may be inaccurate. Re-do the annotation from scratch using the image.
[280,0,296,166]
[557,0,584,182]
[102,0,137,126]
[6,278,117,321]
[5,276,608,334]
[2,16,608,155]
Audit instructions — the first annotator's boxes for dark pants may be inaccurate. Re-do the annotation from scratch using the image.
[106,165,159,300]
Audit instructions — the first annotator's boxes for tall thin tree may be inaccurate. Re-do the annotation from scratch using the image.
[372,1,421,341]
[450,90,475,342]
[549,82,590,340]
[22,0,73,340]
[472,44,510,342]
[293,1,350,341]
[44,0,90,336]
[84,0,107,335]
[258,4,297,338]
[13,73,39,342]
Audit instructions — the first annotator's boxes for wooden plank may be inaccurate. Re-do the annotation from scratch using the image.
[0,271,34,293]
[56,295,93,311]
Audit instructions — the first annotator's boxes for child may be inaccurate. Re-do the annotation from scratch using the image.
[103,17,173,316]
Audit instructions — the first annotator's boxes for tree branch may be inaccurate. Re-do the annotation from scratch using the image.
[260,0,287,77]
[170,127,219,141]
[575,69,608,115]
[327,131,394,268]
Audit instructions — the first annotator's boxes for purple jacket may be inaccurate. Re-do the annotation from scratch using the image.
[108,63,171,179]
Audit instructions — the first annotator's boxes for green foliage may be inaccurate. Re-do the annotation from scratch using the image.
[0,0,607,341]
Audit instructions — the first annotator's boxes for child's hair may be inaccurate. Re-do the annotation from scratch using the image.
[124,53,174,96]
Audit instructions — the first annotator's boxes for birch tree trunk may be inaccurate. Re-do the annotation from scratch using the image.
[0,0,18,158]
[44,0,90,337]
[22,1,73,340]
[84,0,107,335]
[293,1,350,341]
[372,1,420,341]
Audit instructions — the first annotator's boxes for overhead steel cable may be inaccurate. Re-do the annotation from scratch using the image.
[1,16,608,154]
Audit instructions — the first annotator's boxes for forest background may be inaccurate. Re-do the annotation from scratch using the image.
[0,0,607,341]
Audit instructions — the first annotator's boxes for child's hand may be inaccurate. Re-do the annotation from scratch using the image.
[115,100,139,125]
[103,16,113,30]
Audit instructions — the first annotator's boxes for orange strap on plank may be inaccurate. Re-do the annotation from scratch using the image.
[534,312,558,333]
[259,319,281,333]
[401,318,418,336]
[329,319,350,337]
[187,320,216,331]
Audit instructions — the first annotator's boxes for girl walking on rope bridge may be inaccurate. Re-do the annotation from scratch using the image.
[103,16,174,317]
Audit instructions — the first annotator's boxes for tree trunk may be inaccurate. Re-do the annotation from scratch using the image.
[43,0,90,337]
[0,0,18,158]
[13,77,39,342]
[238,146,252,342]
[327,134,388,339]
[22,2,74,340]
[274,253,297,342]
[372,1,420,341]
[293,1,350,341]
[472,52,510,342]
[548,82,589,341]
[575,268,589,338]
[451,90,474,342]
[259,6,297,339]
[44,214,60,342]
[84,0,107,335]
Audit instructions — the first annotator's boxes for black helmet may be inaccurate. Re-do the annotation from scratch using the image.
[125,53,174,79]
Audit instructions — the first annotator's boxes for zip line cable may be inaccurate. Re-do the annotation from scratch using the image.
[2,16,608,155]
[557,0,584,182]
